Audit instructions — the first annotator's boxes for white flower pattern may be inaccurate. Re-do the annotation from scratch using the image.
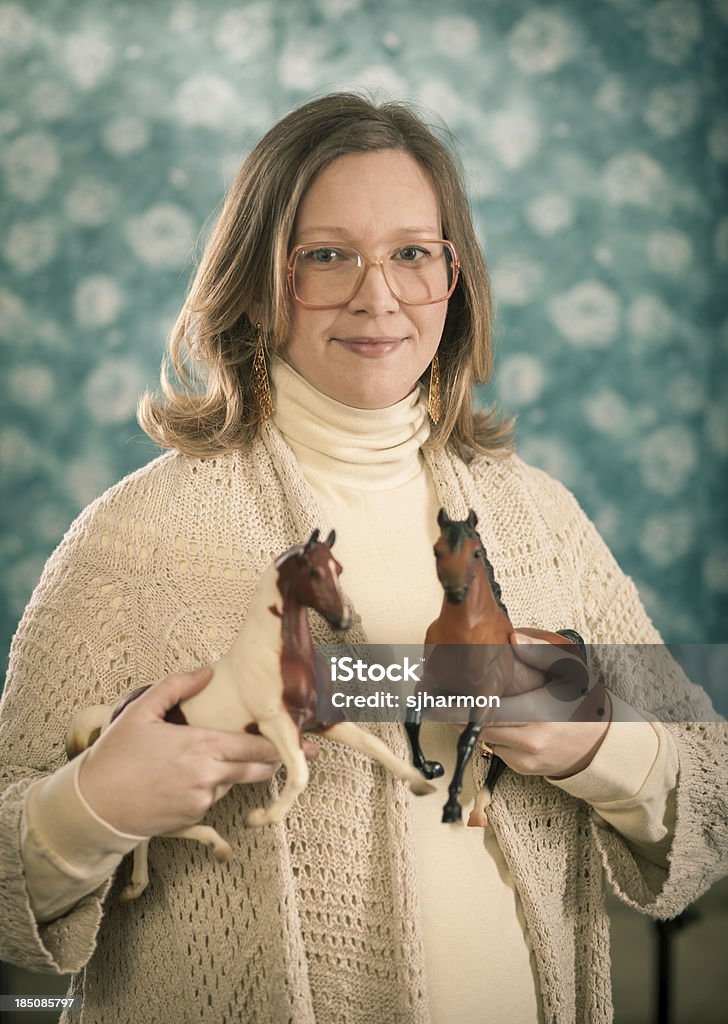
[0,0,725,666]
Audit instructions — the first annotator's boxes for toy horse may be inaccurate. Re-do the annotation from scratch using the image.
[66,530,434,900]
[405,508,586,827]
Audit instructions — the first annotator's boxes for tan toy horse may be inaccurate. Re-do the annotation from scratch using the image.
[66,530,434,900]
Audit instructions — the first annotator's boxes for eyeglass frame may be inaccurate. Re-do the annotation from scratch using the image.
[286,238,461,310]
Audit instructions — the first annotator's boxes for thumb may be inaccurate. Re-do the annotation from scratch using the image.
[511,631,591,703]
[510,630,561,670]
[510,630,583,670]
[141,665,213,719]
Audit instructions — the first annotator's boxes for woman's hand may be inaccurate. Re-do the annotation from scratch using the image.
[480,631,611,780]
[77,666,319,837]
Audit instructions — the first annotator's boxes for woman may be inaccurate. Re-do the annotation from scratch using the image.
[0,94,724,1024]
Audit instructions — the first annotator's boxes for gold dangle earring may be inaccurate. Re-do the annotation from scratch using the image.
[252,322,274,420]
[428,352,442,424]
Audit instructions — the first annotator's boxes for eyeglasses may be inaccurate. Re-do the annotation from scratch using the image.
[287,239,460,309]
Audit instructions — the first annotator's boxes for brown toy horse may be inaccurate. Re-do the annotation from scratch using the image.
[405,508,587,826]
[67,530,434,900]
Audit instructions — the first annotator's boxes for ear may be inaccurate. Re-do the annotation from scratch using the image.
[437,507,450,529]
[466,510,478,529]
[324,529,336,548]
[308,529,321,546]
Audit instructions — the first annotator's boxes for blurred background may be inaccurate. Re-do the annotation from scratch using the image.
[1,0,727,667]
[0,0,726,1020]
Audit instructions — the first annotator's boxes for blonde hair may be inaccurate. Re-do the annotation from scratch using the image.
[138,93,514,460]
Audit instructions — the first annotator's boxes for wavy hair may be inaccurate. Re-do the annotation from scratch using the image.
[138,93,513,460]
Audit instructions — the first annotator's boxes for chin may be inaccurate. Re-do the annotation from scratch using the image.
[346,382,418,410]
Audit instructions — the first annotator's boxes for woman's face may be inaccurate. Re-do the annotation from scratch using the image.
[283,149,449,410]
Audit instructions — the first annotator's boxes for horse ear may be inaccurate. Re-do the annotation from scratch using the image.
[437,507,450,529]
[308,529,321,547]
[324,529,336,548]
[466,510,478,529]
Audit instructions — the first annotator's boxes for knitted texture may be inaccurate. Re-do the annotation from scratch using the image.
[1,428,726,1024]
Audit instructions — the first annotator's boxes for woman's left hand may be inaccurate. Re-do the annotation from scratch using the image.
[480,629,611,780]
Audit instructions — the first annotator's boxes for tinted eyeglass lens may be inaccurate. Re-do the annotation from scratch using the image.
[293,246,362,307]
[292,242,455,306]
[385,243,453,305]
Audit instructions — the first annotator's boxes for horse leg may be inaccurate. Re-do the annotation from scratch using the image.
[119,839,151,902]
[468,786,491,828]
[322,722,435,795]
[442,722,481,824]
[162,825,234,863]
[404,709,445,780]
[468,755,508,827]
[245,712,309,827]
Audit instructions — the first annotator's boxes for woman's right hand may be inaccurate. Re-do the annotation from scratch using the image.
[77,666,319,837]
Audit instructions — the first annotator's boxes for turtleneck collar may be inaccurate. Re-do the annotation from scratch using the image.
[271,358,431,490]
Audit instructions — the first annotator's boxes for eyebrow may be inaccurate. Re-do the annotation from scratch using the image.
[296,226,441,238]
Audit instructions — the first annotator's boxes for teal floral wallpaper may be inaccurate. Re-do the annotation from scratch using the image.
[1,0,726,690]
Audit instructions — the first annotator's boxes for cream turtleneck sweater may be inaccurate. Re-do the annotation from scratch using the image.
[270,359,675,1023]
[20,358,677,1024]
[273,360,543,1022]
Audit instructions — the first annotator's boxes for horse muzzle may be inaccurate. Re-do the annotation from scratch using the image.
[330,607,352,630]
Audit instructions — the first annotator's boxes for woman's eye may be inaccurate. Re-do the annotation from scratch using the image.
[396,245,429,262]
[307,247,340,264]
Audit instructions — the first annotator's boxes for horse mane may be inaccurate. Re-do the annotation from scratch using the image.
[275,543,305,569]
[483,552,508,617]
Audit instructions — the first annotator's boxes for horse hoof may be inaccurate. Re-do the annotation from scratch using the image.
[422,760,445,780]
[212,840,234,862]
[467,810,488,828]
[442,803,462,824]
[409,776,437,796]
[119,883,146,902]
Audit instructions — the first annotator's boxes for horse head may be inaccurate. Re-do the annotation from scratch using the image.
[433,508,489,605]
[277,529,351,630]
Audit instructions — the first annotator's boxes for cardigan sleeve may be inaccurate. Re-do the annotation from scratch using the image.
[541,471,728,919]
[0,502,146,972]
[549,696,678,868]
[21,753,142,924]
[0,601,116,973]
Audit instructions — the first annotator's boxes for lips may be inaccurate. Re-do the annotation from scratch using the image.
[335,336,402,344]
[333,336,404,357]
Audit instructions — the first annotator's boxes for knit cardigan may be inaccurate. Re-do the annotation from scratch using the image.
[0,423,725,1024]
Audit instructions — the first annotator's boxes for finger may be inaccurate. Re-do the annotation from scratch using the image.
[139,666,214,718]
[489,687,576,724]
[478,728,518,751]
[215,760,284,787]
[200,730,284,763]
[196,730,320,764]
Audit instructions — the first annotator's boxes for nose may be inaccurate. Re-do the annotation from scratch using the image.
[347,262,400,316]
